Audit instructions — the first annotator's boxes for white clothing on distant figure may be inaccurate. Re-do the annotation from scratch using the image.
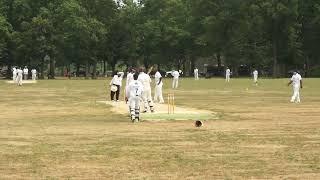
[154,71,164,103]
[194,68,199,80]
[138,72,154,112]
[110,72,124,86]
[12,67,17,82]
[31,69,37,81]
[17,69,23,86]
[226,68,231,82]
[171,70,180,88]
[23,67,28,80]
[290,73,302,103]
[253,70,258,84]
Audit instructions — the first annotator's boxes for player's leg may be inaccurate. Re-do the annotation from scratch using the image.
[176,79,179,88]
[142,91,148,113]
[158,84,164,103]
[291,86,298,102]
[135,97,140,121]
[147,90,154,112]
[115,85,120,101]
[172,79,175,89]
[154,86,158,102]
[111,91,115,101]
[129,98,136,121]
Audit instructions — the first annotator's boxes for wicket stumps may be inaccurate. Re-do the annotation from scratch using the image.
[167,93,175,114]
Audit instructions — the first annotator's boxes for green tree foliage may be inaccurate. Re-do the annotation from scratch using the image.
[0,0,319,78]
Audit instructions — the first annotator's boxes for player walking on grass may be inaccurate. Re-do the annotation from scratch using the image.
[253,69,258,85]
[12,67,17,82]
[288,71,302,103]
[154,69,164,103]
[109,71,124,102]
[194,68,199,80]
[171,70,180,88]
[226,67,231,82]
[138,68,155,113]
[16,67,23,86]
[126,73,144,122]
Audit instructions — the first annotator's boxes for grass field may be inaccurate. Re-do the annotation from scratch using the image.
[1,78,320,179]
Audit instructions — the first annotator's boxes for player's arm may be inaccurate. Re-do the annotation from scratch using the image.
[287,80,293,86]
[300,80,303,89]
[158,77,162,85]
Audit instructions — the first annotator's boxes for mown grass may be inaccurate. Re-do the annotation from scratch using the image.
[0,78,319,179]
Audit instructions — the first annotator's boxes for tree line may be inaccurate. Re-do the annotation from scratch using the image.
[0,0,320,79]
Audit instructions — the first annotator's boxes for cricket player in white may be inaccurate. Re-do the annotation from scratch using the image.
[171,70,180,88]
[109,71,124,101]
[23,66,28,80]
[154,70,164,103]
[194,68,199,80]
[31,69,37,81]
[126,73,144,122]
[138,69,155,113]
[16,68,23,86]
[12,67,17,82]
[226,68,231,82]
[253,69,258,85]
[288,72,303,103]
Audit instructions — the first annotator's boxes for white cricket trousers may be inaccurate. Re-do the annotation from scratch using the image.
[129,96,141,118]
[17,75,23,86]
[291,85,301,103]
[13,74,17,82]
[226,75,230,82]
[142,89,154,112]
[154,84,164,103]
[32,74,36,81]
[254,76,258,83]
[195,73,199,80]
[172,78,179,88]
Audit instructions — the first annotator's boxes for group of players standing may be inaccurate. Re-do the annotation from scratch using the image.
[12,66,37,86]
[109,67,181,122]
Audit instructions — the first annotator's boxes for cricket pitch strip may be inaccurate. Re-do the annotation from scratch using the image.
[97,101,218,121]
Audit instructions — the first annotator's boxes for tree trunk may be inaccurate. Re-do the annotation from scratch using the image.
[48,59,55,79]
[85,60,90,79]
[92,62,97,79]
[272,41,278,78]
[103,60,107,76]
[40,59,45,79]
[217,53,222,75]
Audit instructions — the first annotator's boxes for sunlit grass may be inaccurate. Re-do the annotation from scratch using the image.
[0,78,319,179]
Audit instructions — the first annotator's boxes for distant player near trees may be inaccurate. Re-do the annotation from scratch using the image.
[288,71,303,103]
[253,69,258,85]
[226,67,231,82]
[194,68,199,80]
[154,69,164,104]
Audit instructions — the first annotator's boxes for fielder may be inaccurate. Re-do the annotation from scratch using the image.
[138,68,155,113]
[23,66,29,80]
[31,68,37,81]
[253,69,258,85]
[194,68,199,80]
[126,73,144,122]
[16,67,23,86]
[167,70,180,89]
[226,67,231,82]
[154,70,164,103]
[12,67,17,82]
[288,71,302,103]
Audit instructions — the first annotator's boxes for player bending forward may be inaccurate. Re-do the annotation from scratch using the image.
[288,71,302,103]
[126,73,144,122]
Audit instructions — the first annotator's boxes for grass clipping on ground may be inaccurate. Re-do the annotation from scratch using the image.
[98,101,218,121]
